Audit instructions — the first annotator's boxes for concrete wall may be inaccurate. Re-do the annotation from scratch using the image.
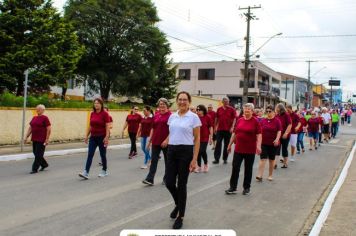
[0,96,220,145]
[0,107,130,145]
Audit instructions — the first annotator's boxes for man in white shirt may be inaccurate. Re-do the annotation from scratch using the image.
[320,107,332,142]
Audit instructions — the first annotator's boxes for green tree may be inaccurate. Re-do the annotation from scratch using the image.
[0,0,84,96]
[65,0,177,101]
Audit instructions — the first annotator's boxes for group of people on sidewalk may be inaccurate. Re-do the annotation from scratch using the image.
[24,92,353,229]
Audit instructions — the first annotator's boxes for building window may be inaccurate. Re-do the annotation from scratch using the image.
[198,68,215,80]
[178,69,191,80]
[239,80,255,88]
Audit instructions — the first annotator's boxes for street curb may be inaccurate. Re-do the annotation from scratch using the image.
[0,144,132,162]
[309,141,356,236]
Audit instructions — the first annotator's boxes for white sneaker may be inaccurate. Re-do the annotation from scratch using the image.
[98,170,108,177]
[141,165,148,169]
[194,167,201,173]
[290,157,295,162]
[79,171,89,179]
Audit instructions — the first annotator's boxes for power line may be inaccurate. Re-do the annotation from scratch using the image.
[258,34,356,39]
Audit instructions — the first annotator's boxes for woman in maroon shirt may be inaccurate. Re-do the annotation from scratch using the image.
[122,106,142,158]
[79,98,111,179]
[137,106,154,169]
[25,104,51,174]
[225,103,262,195]
[307,112,320,150]
[256,105,281,181]
[275,103,292,168]
[142,98,171,186]
[195,104,213,173]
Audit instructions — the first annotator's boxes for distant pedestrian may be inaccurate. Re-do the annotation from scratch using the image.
[207,104,217,150]
[137,106,154,169]
[321,107,332,143]
[275,103,292,168]
[122,106,142,158]
[296,111,307,154]
[25,104,51,174]
[346,107,353,126]
[286,105,301,162]
[165,91,201,229]
[213,97,236,164]
[341,110,345,125]
[225,103,262,195]
[256,105,281,181]
[79,98,111,179]
[331,109,340,138]
[195,104,213,173]
[142,98,171,186]
[307,112,320,150]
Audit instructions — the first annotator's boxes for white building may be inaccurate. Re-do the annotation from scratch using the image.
[176,60,282,108]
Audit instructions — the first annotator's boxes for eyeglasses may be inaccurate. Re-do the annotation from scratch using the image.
[266,110,272,113]
[196,108,201,111]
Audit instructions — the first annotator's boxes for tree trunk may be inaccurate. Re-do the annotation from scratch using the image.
[61,87,67,101]
[16,77,24,96]
[100,85,110,101]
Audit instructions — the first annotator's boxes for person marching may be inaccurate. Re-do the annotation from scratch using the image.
[137,106,154,169]
[320,107,332,143]
[307,111,320,150]
[296,111,307,154]
[25,104,51,174]
[79,98,111,179]
[207,104,217,150]
[195,104,213,173]
[165,91,201,229]
[122,106,142,158]
[331,109,340,138]
[286,105,301,162]
[275,103,292,168]
[256,105,281,181]
[213,97,236,164]
[225,103,262,195]
[142,98,171,186]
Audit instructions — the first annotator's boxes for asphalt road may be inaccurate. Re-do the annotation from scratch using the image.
[0,124,355,236]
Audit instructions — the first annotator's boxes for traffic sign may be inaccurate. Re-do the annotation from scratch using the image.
[329,80,340,86]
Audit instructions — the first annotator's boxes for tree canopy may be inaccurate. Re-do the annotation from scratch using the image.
[0,0,84,95]
[65,0,177,103]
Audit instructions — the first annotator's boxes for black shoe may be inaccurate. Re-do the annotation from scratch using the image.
[225,188,237,195]
[40,165,49,171]
[212,160,219,164]
[223,160,228,164]
[281,164,288,168]
[142,179,154,186]
[274,164,277,169]
[30,171,38,174]
[172,217,183,229]
[242,188,250,195]
[170,206,179,219]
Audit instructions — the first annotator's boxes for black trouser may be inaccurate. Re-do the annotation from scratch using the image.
[32,141,48,172]
[214,131,231,162]
[276,137,290,158]
[166,145,193,218]
[197,142,208,167]
[341,117,345,125]
[331,122,338,137]
[145,145,167,184]
[129,132,137,153]
[229,152,255,190]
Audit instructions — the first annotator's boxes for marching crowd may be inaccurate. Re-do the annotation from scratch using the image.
[24,92,354,229]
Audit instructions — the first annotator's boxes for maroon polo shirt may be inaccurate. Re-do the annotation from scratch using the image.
[260,117,282,146]
[298,117,307,133]
[207,110,216,125]
[234,117,261,154]
[276,112,292,137]
[289,112,300,134]
[151,111,171,146]
[199,115,213,143]
[308,117,320,133]
[90,110,110,137]
[30,115,51,142]
[140,116,153,137]
[216,106,236,131]
[126,113,142,133]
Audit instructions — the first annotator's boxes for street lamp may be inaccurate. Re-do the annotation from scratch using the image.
[20,69,29,152]
[242,32,282,104]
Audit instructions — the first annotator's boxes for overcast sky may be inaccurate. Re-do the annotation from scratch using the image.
[53,0,356,98]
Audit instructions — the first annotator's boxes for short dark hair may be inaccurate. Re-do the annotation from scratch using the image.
[93,98,104,112]
[144,105,153,115]
[176,91,192,103]
[197,104,207,115]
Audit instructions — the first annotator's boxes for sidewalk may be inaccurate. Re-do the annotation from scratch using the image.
[320,147,356,235]
[0,138,131,157]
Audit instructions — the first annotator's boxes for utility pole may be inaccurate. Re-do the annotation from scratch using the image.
[306,60,317,108]
[239,5,261,105]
